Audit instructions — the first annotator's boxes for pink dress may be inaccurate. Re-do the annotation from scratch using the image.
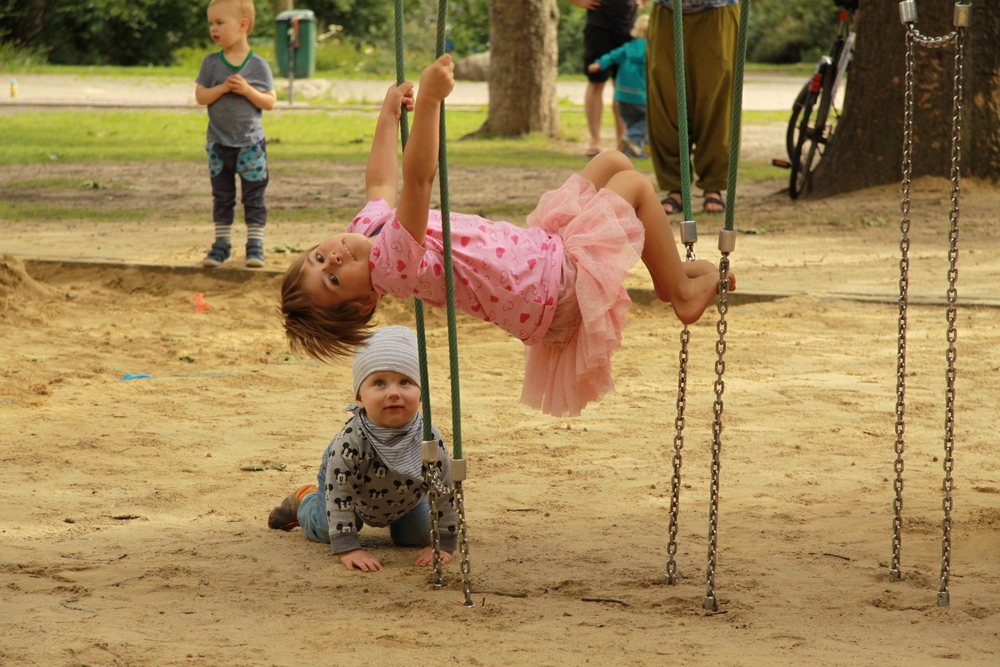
[347,174,644,417]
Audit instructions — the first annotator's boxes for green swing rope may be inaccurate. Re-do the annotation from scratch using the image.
[671,4,694,221]
[391,0,463,458]
[724,0,750,232]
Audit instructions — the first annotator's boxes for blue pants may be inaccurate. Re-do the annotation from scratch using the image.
[297,490,431,548]
[207,141,268,227]
[619,101,647,151]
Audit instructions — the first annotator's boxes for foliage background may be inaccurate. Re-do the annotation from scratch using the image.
[1,0,844,73]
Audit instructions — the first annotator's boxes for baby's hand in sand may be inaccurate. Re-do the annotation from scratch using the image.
[338,548,383,572]
[414,547,453,567]
[418,54,455,104]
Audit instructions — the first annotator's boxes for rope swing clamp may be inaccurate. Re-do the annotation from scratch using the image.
[898,1,918,25]
[717,229,737,255]
[953,3,972,28]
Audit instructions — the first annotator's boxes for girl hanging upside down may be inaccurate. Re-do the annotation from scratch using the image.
[280,54,735,417]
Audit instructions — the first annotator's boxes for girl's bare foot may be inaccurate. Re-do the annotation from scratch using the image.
[669,262,736,325]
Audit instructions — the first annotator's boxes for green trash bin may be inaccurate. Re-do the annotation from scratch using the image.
[275,9,316,79]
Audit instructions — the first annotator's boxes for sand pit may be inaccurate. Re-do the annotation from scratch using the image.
[1,158,998,665]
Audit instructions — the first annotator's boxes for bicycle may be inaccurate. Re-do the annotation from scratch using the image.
[775,0,858,199]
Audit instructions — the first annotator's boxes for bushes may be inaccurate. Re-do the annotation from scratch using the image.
[559,0,842,71]
[748,0,843,64]
[0,0,845,71]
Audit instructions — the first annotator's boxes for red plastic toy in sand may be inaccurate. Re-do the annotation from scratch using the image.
[193,293,212,312]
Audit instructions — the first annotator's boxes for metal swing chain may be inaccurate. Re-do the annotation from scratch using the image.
[424,460,446,588]
[893,3,968,606]
[890,27,917,584]
[665,325,689,585]
[455,481,473,607]
[666,236,698,586]
[423,444,470,602]
[704,253,732,613]
[938,23,965,608]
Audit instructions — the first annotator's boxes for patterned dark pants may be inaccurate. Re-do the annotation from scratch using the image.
[207,140,269,226]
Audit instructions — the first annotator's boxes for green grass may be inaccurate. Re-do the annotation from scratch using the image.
[0,108,788,169]
[1,104,789,222]
[0,200,154,222]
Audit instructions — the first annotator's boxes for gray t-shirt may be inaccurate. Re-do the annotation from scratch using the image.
[195,51,274,147]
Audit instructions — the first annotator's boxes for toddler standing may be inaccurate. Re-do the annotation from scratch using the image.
[195,0,277,268]
[268,326,457,572]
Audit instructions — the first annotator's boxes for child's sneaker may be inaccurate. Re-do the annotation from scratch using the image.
[202,240,231,268]
[622,138,646,159]
[267,484,317,530]
[245,241,265,268]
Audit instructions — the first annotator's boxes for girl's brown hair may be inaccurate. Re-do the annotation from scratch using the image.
[279,250,376,362]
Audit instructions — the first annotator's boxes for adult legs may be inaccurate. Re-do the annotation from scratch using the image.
[646,4,683,195]
[647,4,739,213]
[584,80,606,155]
[687,4,739,209]
[612,98,626,152]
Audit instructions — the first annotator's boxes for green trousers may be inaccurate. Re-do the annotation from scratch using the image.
[647,3,740,194]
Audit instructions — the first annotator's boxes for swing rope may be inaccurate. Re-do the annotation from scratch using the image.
[392,0,473,606]
[661,0,748,613]
[892,0,969,607]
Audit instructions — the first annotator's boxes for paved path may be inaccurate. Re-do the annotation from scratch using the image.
[1,72,804,112]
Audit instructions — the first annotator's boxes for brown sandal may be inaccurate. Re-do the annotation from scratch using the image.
[703,193,725,214]
[660,192,682,215]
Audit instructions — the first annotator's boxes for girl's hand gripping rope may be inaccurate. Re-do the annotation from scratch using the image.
[382,81,415,122]
[417,54,455,104]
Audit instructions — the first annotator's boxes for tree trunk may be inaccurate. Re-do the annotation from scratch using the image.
[810,0,999,198]
[474,0,560,138]
[273,0,294,16]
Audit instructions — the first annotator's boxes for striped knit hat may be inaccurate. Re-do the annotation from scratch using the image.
[352,326,421,398]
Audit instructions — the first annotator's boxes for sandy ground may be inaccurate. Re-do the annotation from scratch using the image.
[1,101,1000,665]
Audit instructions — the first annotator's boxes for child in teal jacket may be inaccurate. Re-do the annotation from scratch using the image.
[588,14,649,158]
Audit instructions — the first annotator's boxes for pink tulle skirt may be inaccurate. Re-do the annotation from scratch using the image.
[521,174,644,417]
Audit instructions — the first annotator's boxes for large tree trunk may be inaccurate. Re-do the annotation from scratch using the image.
[810,0,1000,198]
[474,0,560,137]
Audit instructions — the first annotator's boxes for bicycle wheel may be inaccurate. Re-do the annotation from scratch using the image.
[789,85,819,199]
[785,81,810,162]
[789,60,833,199]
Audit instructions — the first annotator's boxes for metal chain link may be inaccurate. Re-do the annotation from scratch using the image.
[666,240,697,586]
[911,27,958,49]
[704,255,730,612]
[425,465,445,588]
[938,26,965,608]
[890,27,917,584]
[455,481,473,607]
[665,325,690,585]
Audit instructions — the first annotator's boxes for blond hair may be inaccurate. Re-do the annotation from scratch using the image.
[631,14,649,40]
[279,249,377,363]
[209,0,257,34]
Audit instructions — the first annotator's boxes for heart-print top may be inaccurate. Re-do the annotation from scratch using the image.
[348,199,563,345]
